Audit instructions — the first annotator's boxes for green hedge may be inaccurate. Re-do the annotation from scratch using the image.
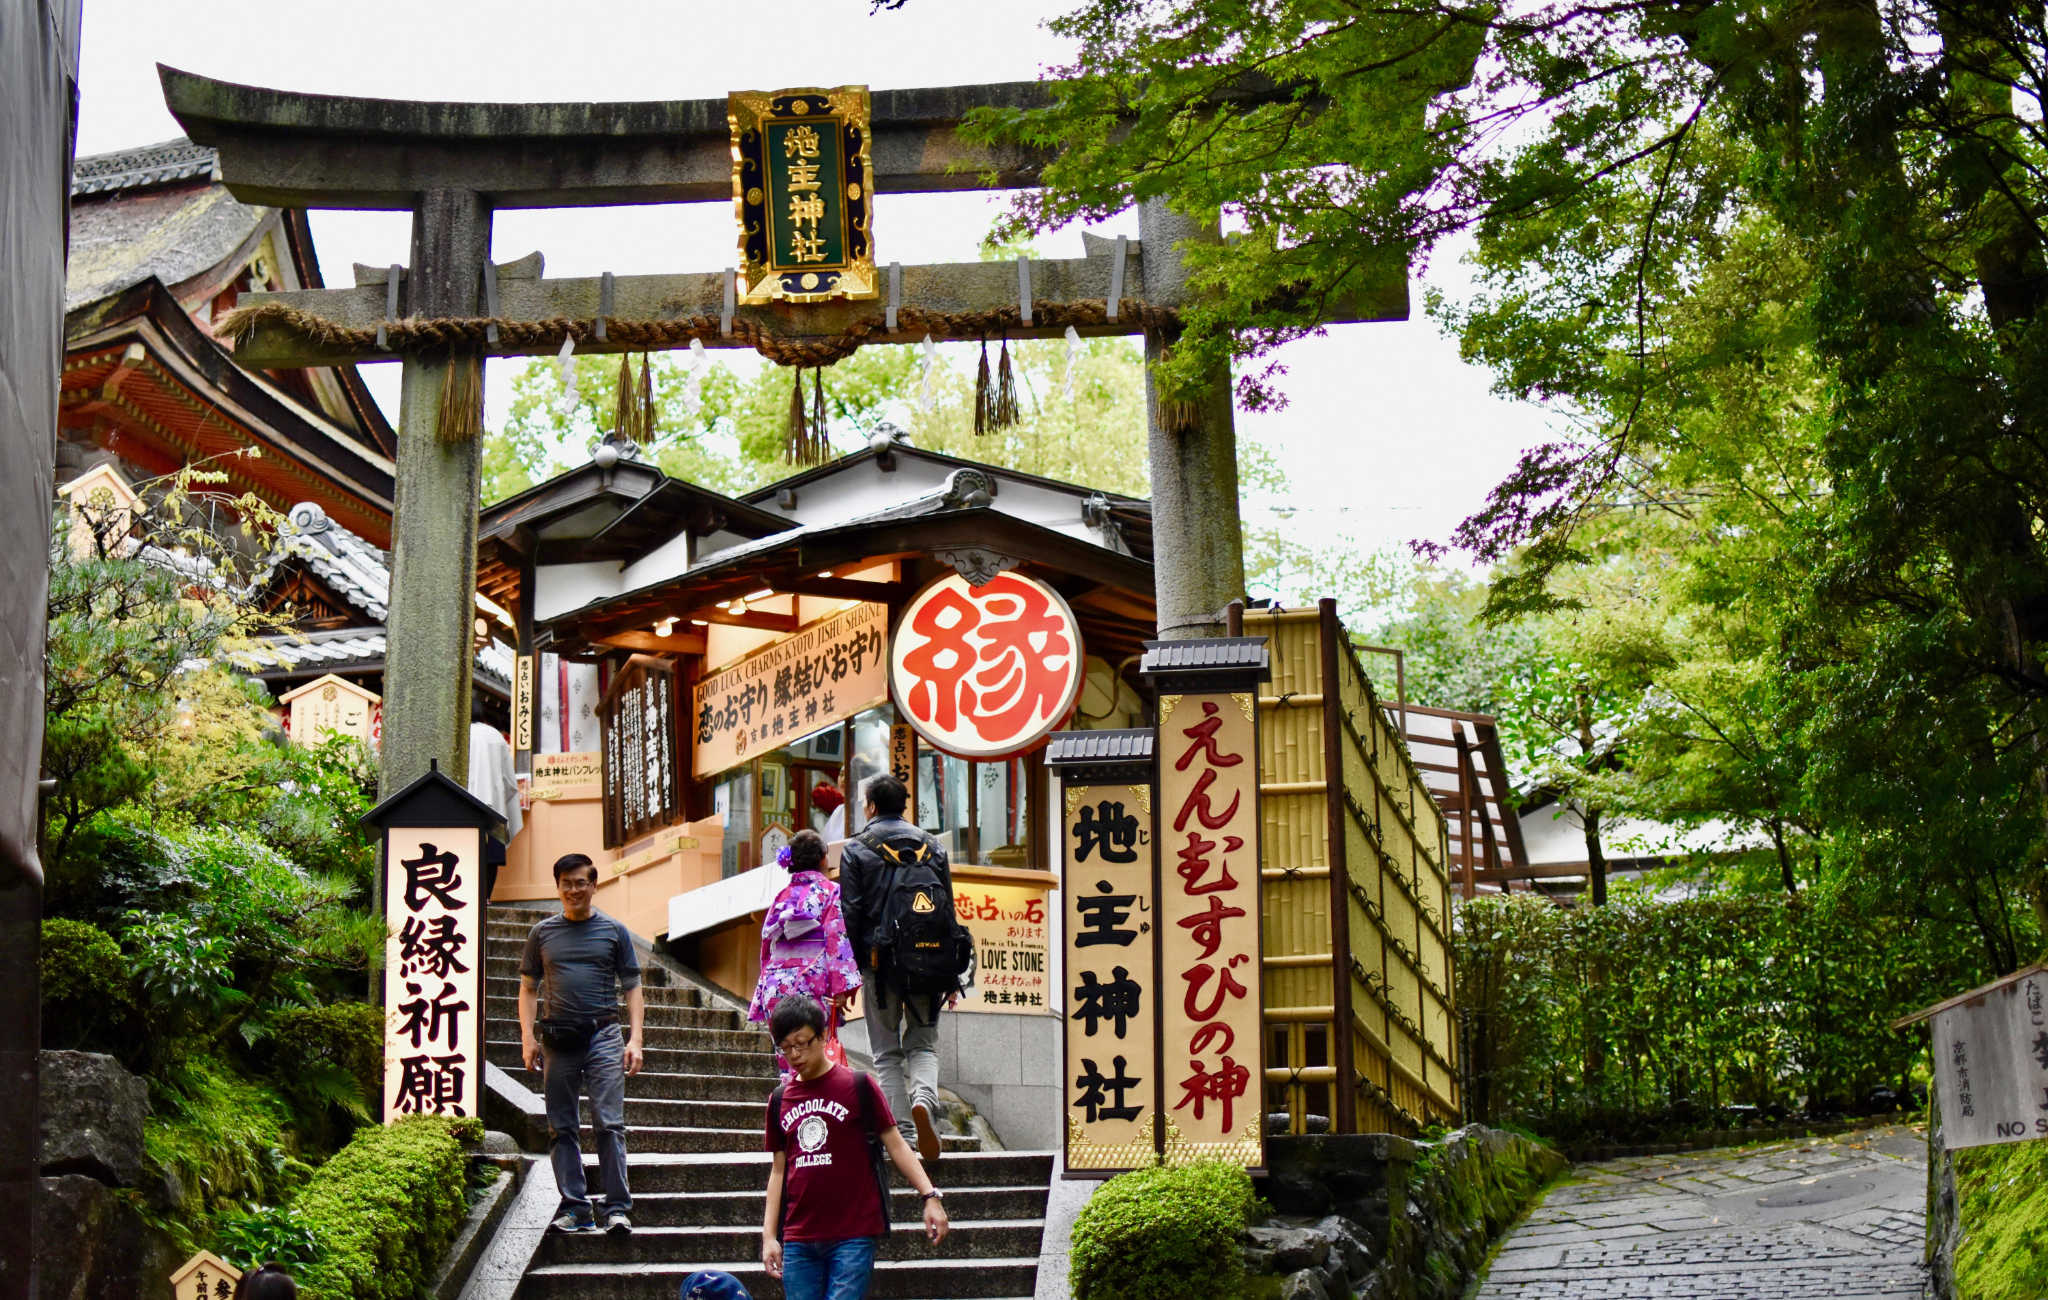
[40,918,132,1052]
[291,1114,484,1300]
[1455,891,1993,1142]
[1069,1162,1259,1300]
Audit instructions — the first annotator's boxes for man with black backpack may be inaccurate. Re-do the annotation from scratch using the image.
[837,774,972,1162]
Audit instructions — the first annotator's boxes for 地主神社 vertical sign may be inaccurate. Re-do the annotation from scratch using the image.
[1061,775,1159,1172]
[890,571,1085,761]
[729,86,876,303]
[694,602,887,777]
[1142,637,1269,1170]
[1906,963,2048,1150]
[381,825,483,1119]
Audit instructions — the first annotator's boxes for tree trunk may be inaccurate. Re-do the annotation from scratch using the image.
[1137,198,1245,639]
[1584,804,1608,907]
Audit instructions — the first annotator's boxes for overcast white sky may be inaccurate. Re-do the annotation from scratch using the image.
[74,0,1558,567]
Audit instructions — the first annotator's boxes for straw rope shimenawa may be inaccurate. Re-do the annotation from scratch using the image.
[215,299,1181,370]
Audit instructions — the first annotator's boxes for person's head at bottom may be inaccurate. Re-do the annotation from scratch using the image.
[680,1269,752,1300]
[769,994,831,1083]
[233,1265,297,1300]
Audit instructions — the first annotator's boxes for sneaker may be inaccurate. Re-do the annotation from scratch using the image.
[910,1094,942,1163]
[550,1211,597,1234]
[605,1210,633,1237]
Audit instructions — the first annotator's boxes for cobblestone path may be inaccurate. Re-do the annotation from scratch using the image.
[1474,1124,1930,1300]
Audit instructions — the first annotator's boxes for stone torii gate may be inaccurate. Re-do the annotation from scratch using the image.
[161,67,1408,794]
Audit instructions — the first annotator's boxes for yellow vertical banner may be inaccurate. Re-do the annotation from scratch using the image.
[1061,782,1159,1172]
[1155,692,1266,1168]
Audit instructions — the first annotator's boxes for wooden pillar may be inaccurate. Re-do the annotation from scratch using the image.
[381,188,491,797]
[1138,198,1244,639]
[1317,599,1358,1132]
[1454,724,1478,900]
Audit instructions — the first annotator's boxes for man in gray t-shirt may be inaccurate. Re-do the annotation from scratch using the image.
[519,852,645,1235]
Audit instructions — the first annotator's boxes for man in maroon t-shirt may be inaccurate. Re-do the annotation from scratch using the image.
[762,995,949,1299]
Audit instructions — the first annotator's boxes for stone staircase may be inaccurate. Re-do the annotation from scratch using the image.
[484,908,1051,1299]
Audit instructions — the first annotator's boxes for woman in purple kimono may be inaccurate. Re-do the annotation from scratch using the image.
[748,829,862,1079]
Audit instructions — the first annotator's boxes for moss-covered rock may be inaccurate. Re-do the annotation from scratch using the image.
[1246,1125,1566,1300]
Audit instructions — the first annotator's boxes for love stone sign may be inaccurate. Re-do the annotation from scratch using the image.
[889,571,1084,761]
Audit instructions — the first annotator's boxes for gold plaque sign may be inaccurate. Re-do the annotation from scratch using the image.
[1062,783,1159,1173]
[729,86,877,303]
[1156,692,1265,1168]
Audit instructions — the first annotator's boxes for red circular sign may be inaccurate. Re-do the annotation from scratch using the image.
[888,570,1085,760]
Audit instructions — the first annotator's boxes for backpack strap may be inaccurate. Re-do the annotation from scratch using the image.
[769,1082,788,1242]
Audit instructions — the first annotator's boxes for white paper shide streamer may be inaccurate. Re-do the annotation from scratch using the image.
[554,336,579,418]
[682,337,709,420]
[918,334,938,413]
[1063,325,1082,402]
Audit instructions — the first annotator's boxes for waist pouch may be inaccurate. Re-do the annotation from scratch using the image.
[537,1016,615,1054]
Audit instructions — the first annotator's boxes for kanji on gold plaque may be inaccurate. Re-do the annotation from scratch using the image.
[1156,693,1264,1167]
[1062,783,1159,1173]
[728,86,876,303]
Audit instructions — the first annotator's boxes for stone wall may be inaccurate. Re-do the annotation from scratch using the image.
[34,1051,180,1300]
[1246,1125,1568,1300]
[842,1010,1061,1150]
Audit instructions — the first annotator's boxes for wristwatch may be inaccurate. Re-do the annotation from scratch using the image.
[920,1189,943,1202]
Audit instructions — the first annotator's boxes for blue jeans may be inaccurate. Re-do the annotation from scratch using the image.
[781,1237,878,1300]
[544,1022,630,1219]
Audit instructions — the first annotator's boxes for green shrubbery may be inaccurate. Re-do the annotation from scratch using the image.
[40,917,132,1048]
[290,1115,485,1300]
[1069,1162,1260,1300]
[1455,891,2005,1143]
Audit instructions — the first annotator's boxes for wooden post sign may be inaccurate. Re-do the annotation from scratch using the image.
[1047,729,1159,1176]
[169,1250,240,1300]
[729,86,877,303]
[362,762,504,1122]
[1896,963,2048,1150]
[1142,637,1271,1170]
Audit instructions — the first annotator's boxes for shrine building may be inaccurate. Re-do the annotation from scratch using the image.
[477,433,1157,1145]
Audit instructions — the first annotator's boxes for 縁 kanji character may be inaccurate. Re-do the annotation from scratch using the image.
[1073,966,1143,1039]
[1174,1055,1250,1132]
[1075,1055,1144,1123]
[1074,882,1144,948]
[397,914,471,980]
[1074,800,1141,864]
[401,843,464,911]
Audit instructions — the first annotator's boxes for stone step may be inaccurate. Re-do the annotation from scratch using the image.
[485,995,743,1032]
[481,1019,764,1060]
[486,1040,779,1079]
[484,975,704,1009]
[538,1220,1045,1266]
[586,1152,1049,1193]
[624,1185,1049,1227]
[514,1070,777,1104]
[549,1126,985,1156]
[517,1257,1040,1300]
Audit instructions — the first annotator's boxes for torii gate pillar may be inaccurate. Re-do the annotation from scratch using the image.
[382,189,490,796]
[1139,198,1244,639]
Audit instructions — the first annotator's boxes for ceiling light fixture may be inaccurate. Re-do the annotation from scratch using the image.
[745,587,774,601]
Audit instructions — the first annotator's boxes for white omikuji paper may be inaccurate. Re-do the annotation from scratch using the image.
[1932,969,2048,1150]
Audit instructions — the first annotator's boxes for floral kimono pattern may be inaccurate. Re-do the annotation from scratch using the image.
[748,868,863,1079]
